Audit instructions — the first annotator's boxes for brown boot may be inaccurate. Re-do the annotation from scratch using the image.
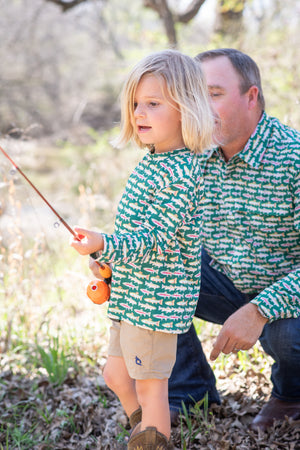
[128,406,142,441]
[250,396,300,432]
[127,426,173,450]
[129,406,142,429]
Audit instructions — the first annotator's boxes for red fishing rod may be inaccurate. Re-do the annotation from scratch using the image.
[0,144,111,304]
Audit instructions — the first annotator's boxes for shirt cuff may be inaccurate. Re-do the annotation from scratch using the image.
[90,250,102,260]
[250,298,271,321]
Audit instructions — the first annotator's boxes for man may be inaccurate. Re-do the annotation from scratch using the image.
[168,48,300,432]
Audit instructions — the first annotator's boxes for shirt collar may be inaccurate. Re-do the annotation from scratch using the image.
[203,111,272,168]
[238,111,272,168]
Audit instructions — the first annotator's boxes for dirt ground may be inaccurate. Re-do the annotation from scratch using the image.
[1,361,300,450]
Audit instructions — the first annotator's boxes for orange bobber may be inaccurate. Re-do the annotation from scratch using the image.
[86,280,110,304]
[98,263,112,279]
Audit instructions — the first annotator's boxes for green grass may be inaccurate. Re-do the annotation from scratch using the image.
[35,335,76,386]
[0,424,41,450]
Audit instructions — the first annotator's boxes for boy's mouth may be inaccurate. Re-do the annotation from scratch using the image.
[138,125,151,132]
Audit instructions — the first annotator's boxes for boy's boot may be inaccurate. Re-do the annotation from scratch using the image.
[129,406,142,429]
[127,406,142,441]
[127,426,173,450]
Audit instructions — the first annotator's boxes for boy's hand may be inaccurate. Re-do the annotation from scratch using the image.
[89,257,106,278]
[89,257,102,278]
[70,226,104,256]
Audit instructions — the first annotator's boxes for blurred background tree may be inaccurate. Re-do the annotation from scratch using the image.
[0,0,299,138]
[1,6,299,450]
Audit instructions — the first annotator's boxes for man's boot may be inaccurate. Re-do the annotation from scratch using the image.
[127,426,173,450]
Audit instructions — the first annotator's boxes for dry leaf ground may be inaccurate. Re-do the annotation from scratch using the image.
[1,340,300,449]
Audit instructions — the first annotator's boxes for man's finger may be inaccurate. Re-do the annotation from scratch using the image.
[210,346,221,361]
[210,334,229,361]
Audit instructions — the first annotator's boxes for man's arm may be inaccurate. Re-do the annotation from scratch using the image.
[210,266,300,360]
[250,269,300,321]
[210,302,268,360]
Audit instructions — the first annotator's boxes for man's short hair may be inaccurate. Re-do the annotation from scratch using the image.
[195,48,265,110]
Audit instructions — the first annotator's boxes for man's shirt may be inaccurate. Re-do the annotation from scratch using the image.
[201,112,300,321]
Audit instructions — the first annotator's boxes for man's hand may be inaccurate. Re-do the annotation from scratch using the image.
[210,303,268,361]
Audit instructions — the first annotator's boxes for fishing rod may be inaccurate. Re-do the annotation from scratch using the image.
[0,144,111,304]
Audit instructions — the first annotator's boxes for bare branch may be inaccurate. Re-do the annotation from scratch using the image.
[45,0,89,12]
[175,0,206,24]
[143,0,206,46]
[143,0,177,46]
[143,0,161,14]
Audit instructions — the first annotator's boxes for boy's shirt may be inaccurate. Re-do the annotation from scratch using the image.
[101,148,203,333]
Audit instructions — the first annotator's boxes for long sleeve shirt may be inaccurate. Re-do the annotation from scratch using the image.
[100,148,203,334]
[200,112,300,321]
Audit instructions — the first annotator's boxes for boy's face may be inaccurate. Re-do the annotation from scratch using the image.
[132,74,184,153]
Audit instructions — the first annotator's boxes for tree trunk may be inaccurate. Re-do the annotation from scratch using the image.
[216,0,246,37]
[143,0,206,47]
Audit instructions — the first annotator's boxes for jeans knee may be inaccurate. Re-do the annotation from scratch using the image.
[260,318,300,362]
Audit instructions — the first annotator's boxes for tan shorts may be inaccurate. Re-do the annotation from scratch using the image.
[108,320,177,380]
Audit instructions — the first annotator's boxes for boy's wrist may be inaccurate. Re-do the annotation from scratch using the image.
[90,250,102,260]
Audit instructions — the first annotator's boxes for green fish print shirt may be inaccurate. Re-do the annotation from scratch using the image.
[101,148,203,334]
[201,112,300,321]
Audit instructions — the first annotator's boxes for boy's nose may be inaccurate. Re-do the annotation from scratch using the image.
[134,105,146,117]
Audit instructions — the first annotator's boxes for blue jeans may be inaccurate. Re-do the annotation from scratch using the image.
[168,248,300,412]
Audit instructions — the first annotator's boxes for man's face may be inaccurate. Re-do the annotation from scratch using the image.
[201,56,254,158]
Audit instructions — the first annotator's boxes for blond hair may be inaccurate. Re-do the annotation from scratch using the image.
[113,49,214,154]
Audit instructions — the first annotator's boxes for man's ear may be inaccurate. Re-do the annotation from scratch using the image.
[247,85,259,110]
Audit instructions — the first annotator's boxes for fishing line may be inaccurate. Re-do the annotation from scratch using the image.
[3,146,66,304]
[0,144,111,303]
[0,145,77,238]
